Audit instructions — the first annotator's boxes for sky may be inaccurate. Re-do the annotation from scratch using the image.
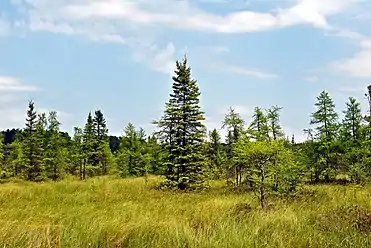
[0,0,371,142]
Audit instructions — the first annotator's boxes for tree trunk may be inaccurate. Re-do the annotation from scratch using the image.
[83,158,86,180]
[235,165,238,187]
[260,163,266,209]
[53,163,57,181]
[79,159,83,180]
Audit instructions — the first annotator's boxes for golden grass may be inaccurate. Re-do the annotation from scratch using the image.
[0,176,371,247]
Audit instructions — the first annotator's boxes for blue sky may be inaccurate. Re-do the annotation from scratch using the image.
[0,0,371,141]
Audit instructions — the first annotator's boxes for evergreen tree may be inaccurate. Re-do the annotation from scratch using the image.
[93,110,108,141]
[93,110,110,174]
[82,112,95,179]
[155,55,207,190]
[23,101,44,181]
[146,135,164,174]
[153,98,177,178]
[117,123,146,176]
[207,129,224,177]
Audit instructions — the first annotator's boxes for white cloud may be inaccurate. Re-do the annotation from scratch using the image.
[11,0,358,36]
[57,0,355,33]
[0,76,39,92]
[0,76,41,130]
[331,37,371,78]
[5,0,361,77]
[227,65,279,79]
[133,42,176,75]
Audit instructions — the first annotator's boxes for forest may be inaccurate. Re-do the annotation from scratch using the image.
[1,56,371,247]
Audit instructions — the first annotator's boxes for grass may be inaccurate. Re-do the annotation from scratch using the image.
[1,176,371,247]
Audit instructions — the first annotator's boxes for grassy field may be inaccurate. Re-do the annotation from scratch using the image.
[1,176,371,247]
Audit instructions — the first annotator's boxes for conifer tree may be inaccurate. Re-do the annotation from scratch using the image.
[44,111,63,180]
[249,107,269,141]
[23,101,44,181]
[146,135,164,174]
[82,112,95,179]
[342,97,365,181]
[155,55,207,190]
[311,91,339,141]
[222,108,245,186]
[93,110,110,174]
[310,91,339,182]
[222,107,245,143]
[267,106,284,140]
[153,98,177,178]
[207,129,224,177]
[117,123,145,176]
[342,97,363,142]
[72,127,84,179]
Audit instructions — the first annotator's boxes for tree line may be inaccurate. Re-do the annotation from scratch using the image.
[1,56,371,208]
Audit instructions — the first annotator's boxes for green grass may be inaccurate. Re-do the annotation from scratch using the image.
[1,176,371,247]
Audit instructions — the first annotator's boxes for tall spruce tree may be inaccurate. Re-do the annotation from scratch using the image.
[155,55,207,190]
[24,101,44,181]
[93,110,110,174]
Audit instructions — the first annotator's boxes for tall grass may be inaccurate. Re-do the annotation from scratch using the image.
[1,176,371,247]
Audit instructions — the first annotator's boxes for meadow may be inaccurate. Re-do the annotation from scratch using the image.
[1,176,371,247]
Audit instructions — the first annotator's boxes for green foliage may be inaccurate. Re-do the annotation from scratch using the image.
[206,129,226,179]
[267,105,284,140]
[309,91,340,182]
[23,101,44,181]
[248,107,269,141]
[234,139,303,207]
[155,55,208,191]
[82,112,95,179]
[44,111,64,181]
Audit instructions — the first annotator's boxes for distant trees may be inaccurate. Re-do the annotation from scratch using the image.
[3,56,371,208]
